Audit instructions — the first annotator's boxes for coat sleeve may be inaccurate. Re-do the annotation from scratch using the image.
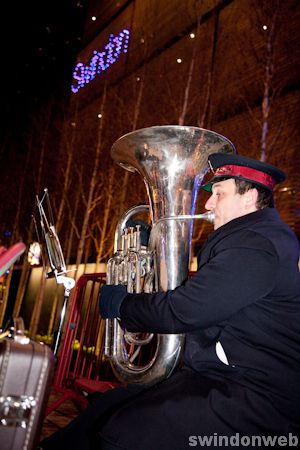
[119,230,279,333]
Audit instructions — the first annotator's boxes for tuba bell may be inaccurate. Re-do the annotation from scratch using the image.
[104,125,235,385]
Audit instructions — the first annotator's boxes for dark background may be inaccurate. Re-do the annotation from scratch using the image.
[0,1,87,248]
[1,1,86,139]
[1,0,299,255]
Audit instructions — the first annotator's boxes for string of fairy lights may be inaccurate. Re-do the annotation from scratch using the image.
[71,28,130,93]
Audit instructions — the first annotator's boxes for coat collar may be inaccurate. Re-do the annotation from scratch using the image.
[206,208,281,244]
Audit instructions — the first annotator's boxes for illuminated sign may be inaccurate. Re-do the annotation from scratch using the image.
[71,29,130,93]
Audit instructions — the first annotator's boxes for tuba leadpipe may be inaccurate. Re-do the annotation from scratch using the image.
[104,125,235,385]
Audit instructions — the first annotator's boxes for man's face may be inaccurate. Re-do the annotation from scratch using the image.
[204,178,256,230]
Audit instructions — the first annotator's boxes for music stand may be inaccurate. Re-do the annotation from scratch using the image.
[36,190,75,355]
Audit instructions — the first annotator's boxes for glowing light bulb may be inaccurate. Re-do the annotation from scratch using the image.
[92,16,96,21]
[262,25,268,30]
[177,58,182,63]
[190,33,195,39]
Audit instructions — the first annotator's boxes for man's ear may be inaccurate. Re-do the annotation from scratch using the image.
[244,188,258,209]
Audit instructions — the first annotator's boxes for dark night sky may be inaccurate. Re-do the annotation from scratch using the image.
[0,1,87,139]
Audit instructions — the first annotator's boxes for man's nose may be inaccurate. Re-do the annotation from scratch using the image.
[205,194,215,210]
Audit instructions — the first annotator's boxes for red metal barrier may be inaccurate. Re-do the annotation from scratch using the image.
[45,273,120,416]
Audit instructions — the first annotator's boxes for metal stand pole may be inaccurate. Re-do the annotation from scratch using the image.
[52,276,75,356]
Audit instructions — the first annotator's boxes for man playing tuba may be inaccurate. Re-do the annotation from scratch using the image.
[40,152,300,450]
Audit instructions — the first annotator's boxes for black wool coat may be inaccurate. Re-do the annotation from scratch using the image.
[99,208,300,449]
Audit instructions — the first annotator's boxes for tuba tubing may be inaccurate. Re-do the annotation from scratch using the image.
[104,125,235,385]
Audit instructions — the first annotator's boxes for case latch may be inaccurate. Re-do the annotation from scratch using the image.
[0,395,36,428]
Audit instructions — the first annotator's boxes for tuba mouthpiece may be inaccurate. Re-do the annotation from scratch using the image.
[198,211,215,223]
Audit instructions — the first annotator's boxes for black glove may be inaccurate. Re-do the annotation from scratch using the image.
[99,284,128,318]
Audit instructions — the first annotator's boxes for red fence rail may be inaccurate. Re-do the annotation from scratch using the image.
[45,273,120,416]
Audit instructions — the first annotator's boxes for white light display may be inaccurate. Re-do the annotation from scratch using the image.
[71,29,130,93]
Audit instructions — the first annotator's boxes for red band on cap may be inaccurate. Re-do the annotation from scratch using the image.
[214,164,276,189]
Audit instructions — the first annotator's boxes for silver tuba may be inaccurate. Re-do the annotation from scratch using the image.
[104,125,235,385]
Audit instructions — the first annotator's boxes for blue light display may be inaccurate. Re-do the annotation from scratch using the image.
[71,29,130,93]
